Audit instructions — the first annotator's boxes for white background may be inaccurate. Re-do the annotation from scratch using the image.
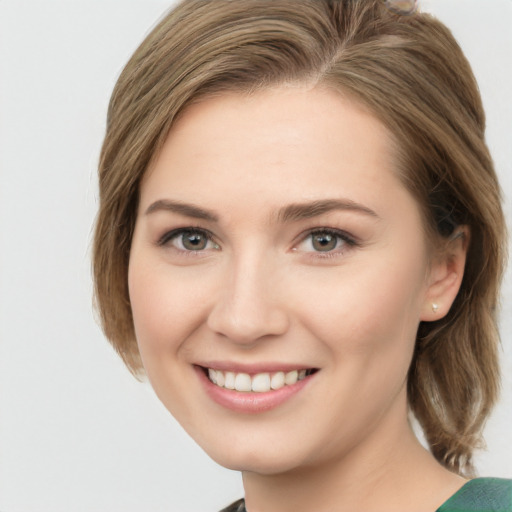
[0,1,511,511]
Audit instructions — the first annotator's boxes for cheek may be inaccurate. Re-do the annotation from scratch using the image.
[128,257,205,360]
[293,251,428,359]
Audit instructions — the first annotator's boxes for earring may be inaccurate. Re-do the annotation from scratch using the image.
[432,303,439,313]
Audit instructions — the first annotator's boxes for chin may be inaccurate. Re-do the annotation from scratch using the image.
[198,436,307,475]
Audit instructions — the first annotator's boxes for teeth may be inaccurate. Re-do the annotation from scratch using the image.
[207,368,313,392]
[235,373,252,392]
[224,371,235,389]
[285,370,298,385]
[270,371,285,390]
[252,373,271,392]
[216,371,225,387]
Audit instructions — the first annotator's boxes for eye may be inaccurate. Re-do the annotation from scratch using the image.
[158,228,219,252]
[310,232,339,252]
[296,229,356,254]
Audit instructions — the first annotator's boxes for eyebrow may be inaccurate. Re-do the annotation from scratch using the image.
[144,198,379,223]
[145,199,219,221]
[276,199,379,223]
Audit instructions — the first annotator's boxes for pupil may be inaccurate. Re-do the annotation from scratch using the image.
[183,232,207,250]
[312,233,337,252]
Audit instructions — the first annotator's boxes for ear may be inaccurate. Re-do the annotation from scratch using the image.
[420,227,469,322]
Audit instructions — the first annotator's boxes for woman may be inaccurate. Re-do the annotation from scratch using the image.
[93,0,511,510]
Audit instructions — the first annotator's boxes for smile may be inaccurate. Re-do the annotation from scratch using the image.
[206,368,316,392]
[196,365,318,413]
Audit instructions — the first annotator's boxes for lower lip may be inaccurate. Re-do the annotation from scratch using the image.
[195,366,314,414]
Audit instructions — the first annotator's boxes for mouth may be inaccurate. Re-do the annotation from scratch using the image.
[202,367,318,393]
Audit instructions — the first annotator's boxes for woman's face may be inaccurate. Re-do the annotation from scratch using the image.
[128,86,438,474]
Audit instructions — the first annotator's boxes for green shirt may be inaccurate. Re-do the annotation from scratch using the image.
[437,478,512,512]
[221,478,512,512]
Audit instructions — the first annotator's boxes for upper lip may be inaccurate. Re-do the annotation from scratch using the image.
[195,361,317,374]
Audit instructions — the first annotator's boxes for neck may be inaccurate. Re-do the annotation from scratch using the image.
[242,412,465,512]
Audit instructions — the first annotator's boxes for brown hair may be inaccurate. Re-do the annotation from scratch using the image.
[93,0,506,476]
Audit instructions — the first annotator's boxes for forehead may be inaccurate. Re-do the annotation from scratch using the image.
[140,86,419,228]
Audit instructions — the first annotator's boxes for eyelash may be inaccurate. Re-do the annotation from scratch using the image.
[157,227,218,253]
[156,227,359,258]
[295,228,358,259]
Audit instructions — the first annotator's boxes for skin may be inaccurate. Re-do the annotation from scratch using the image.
[128,86,468,512]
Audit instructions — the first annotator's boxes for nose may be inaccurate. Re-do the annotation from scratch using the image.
[207,254,290,346]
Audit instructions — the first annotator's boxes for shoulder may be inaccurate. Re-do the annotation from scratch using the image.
[217,481,512,512]
[437,477,512,512]
[219,498,246,512]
